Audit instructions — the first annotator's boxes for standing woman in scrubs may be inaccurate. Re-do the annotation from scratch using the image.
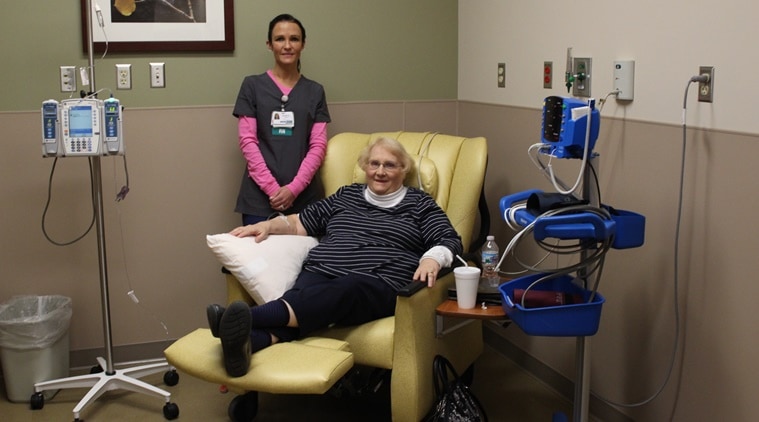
[233,14,331,225]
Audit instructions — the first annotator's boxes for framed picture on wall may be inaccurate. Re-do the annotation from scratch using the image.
[80,0,234,53]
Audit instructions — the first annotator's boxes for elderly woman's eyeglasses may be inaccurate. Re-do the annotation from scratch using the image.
[368,160,400,171]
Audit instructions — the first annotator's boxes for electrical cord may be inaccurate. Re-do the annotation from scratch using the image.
[597,89,621,112]
[41,157,96,246]
[494,204,613,301]
[503,156,604,276]
[591,76,698,411]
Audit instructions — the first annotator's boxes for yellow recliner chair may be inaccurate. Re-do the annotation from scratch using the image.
[165,131,488,421]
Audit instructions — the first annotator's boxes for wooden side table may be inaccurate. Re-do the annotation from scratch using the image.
[435,299,508,337]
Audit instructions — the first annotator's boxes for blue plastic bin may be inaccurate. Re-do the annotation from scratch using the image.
[499,273,604,337]
[608,208,645,249]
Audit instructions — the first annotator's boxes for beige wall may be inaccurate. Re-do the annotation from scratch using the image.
[460,100,759,422]
[459,1,759,420]
[2,1,758,421]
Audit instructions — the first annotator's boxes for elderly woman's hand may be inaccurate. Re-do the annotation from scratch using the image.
[413,258,442,287]
[229,222,271,243]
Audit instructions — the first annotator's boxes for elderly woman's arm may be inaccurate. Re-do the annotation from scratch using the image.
[229,214,307,242]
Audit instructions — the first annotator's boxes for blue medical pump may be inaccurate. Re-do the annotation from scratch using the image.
[541,95,599,159]
[497,95,645,422]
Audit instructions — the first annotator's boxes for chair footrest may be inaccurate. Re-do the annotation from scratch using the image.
[164,328,354,394]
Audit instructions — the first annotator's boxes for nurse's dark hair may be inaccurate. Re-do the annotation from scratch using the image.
[268,14,306,72]
[268,14,306,43]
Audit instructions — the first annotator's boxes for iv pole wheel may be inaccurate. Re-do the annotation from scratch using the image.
[163,402,180,420]
[30,392,44,410]
[163,369,179,386]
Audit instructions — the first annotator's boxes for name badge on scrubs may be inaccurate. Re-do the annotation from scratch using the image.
[271,111,294,136]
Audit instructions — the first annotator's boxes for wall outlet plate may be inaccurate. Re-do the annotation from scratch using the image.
[116,64,132,90]
[59,66,77,92]
[543,61,553,89]
[572,57,592,97]
[150,62,165,88]
[698,66,714,103]
[497,62,506,88]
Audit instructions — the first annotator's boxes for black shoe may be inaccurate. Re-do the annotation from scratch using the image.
[206,304,225,338]
[219,301,252,377]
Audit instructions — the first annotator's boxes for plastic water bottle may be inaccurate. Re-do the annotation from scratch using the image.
[481,235,500,288]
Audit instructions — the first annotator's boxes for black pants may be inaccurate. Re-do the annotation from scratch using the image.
[281,270,397,337]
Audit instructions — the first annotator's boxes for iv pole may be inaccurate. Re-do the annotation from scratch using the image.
[573,154,599,422]
[31,2,179,420]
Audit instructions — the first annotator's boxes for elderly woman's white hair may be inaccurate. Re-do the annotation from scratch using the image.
[357,137,415,176]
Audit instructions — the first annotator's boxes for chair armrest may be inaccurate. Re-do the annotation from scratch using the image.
[397,281,426,297]
[390,272,455,421]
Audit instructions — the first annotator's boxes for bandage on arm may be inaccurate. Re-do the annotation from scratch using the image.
[238,116,280,196]
[420,245,454,268]
[285,122,328,197]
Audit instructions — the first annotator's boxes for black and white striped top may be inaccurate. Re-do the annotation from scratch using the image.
[299,184,463,291]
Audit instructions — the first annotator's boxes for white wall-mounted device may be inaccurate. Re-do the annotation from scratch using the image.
[613,60,635,101]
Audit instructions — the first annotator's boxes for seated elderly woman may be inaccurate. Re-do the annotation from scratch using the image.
[207,136,463,377]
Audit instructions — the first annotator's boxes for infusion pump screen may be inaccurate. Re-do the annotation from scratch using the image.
[68,106,94,137]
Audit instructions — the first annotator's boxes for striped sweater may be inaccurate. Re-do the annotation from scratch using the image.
[299,184,463,291]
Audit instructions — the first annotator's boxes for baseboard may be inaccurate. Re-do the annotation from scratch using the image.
[483,322,634,422]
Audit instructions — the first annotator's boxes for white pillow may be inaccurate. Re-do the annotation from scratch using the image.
[206,233,319,304]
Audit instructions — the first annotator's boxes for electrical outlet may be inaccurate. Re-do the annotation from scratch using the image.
[116,64,132,90]
[497,63,505,88]
[543,61,553,89]
[572,57,592,97]
[150,62,165,88]
[698,66,714,103]
[59,66,77,92]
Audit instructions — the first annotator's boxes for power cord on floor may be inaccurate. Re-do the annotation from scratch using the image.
[591,74,703,413]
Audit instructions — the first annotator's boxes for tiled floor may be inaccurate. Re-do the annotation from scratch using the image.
[0,344,576,421]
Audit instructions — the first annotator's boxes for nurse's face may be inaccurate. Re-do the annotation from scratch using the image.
[365,146,404,195]
[267,21,304,68]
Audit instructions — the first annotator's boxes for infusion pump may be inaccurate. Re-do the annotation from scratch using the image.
[41,97,124,157]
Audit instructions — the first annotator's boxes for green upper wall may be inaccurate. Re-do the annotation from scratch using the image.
[1,0,457,111]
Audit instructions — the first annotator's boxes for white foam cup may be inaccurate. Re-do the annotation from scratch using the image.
[454,266,481,309]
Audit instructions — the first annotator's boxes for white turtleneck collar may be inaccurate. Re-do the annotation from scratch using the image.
[364,186,408,208]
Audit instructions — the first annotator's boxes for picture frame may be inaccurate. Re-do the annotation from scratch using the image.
[80,0,234,53]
